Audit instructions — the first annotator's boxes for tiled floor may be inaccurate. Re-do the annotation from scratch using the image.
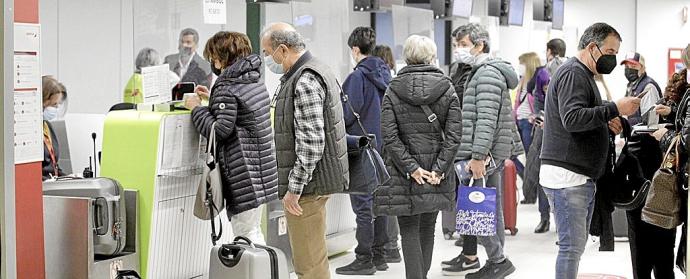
[323,199,685,279]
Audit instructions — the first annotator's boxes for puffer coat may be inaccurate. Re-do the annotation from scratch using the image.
[373,64,462,217]
[192,54,278,217]
[456,59,523,162]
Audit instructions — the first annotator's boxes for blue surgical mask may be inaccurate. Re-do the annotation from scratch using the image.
[265,47,286,74]
[43,106,58,121]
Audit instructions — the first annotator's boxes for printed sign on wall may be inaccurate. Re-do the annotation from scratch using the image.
[203,0,227,25]
[13,23,43,164]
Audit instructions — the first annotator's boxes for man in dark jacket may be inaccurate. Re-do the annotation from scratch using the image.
[164,28,212,88]
[336,27,394,276]
[540,23,640,279]
[443,23,522,279]
[261,22,349,279]
[441,26,475,243]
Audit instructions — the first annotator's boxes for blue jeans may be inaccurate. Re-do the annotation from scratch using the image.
[543,181,596,279]
[516,119,534,152]
[350,194,389,260]
[538,184,551,221]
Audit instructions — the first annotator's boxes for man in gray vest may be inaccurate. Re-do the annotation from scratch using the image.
[261,22,349,279]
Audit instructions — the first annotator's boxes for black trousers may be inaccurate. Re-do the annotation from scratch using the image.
[398,211,439,279]
[350,194,389,260]
[627,207,676,279]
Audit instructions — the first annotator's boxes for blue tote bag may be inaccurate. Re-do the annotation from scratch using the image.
[456,178,497,236]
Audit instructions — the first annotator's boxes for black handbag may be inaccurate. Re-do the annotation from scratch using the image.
[337,81,390,195]
[611,119,651,210]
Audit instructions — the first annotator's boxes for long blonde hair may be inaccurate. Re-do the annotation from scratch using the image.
[518,52,542,90]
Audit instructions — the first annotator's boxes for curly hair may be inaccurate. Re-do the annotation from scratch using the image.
[662,69,688,105]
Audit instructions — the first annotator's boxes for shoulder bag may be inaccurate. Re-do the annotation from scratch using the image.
[194,122,224,245]
[337,81,390,195]
[642,135,682,229]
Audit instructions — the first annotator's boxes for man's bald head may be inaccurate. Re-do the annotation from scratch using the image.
[261,22,306,53]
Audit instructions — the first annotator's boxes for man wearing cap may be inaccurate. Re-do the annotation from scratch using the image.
[621,52,676,279]
[622,52,662,125]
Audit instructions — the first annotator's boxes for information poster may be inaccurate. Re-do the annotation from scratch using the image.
[13,23,43,164]
[141,64,172,104]
[203,0,227,25]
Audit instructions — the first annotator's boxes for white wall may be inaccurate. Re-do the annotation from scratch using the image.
[562,0,636,100]
[39,0,247,114]
[637,0,690,91]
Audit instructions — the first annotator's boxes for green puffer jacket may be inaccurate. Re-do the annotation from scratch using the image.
[457,59,524,162]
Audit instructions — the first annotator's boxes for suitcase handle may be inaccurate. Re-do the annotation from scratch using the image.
[232,236,256,248]
[217,244,245,268]
[93,197,108,235]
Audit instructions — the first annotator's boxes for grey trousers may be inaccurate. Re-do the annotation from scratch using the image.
[476,169,506,263]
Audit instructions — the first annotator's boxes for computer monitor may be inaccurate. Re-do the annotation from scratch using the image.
[552,0,564,30]
[508,0,525,26]
[49,119,73,175]
[452,0,473,18]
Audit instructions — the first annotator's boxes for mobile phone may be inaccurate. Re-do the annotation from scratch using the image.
[172,82,196,101]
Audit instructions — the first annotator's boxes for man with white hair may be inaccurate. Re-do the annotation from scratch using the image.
[443,23,521,278]
[260,22,349,279]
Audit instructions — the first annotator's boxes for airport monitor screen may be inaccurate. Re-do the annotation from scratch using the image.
[508,0,524,26]
[552,0,564,30]
[452,0,473,18]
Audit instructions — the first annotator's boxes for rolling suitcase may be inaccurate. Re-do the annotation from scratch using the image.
[210,236,289,279]
[503,160,519,236]
[42,177,126,256]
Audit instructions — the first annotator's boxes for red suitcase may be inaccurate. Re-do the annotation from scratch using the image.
[503,160,519,235]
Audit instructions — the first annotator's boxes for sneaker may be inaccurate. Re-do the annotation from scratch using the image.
[335,257,377,275]
[441,254,475,268]
[465,259,515,279]
[442,257,481,276]
[373,257,389,271]
[444,231,454,240]
[454,237,463,247]
[383,248,401,263]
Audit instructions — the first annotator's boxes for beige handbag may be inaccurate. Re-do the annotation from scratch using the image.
[641,135,682,229]
[194,123,224,244]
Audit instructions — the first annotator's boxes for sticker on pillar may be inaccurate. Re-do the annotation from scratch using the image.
[278,216,287,236]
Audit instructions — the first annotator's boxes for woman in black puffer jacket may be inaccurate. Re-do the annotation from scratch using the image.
[374,35,462,279]
[185,32,278,244]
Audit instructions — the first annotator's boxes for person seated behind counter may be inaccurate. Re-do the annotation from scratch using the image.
[166,28,212,88]
[124,48,180,104]
[42,76,67,180]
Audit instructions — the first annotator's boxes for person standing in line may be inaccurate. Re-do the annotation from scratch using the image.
[184,31,278,244]
[442,23,522,279]
[261,22,349,279]
[440,26,475,243]
[165,28,213,88]
[371,44,404,264]
[540,23,640,279]
[336,27,393,275]
[374,34,462,279]
[545,38,567,77]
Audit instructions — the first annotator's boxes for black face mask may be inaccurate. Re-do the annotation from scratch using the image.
[212,65,222,76]
[625,68,639,82]
[590,45,617,74]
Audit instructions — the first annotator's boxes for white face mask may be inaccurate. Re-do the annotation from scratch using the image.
[350,50,358,68]
[265,47,286,75]
[43,106,58,121]
[456,47,475,64]
[517,64,526,77]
